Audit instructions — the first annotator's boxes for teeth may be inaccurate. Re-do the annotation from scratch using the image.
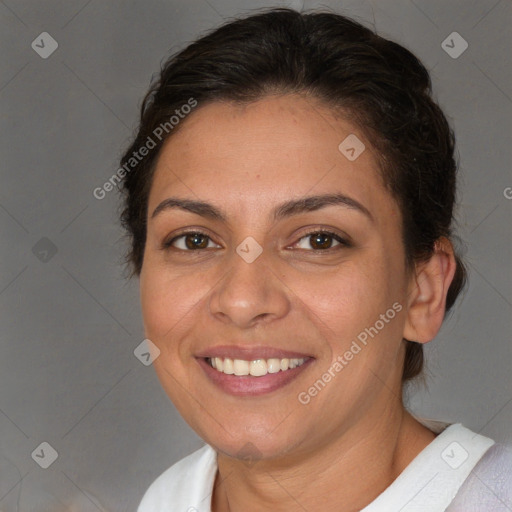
[223,358,234,374]
[267,358,281,374]
[233,359,249,376]
[249,359,267,377]
[207,356,307,377]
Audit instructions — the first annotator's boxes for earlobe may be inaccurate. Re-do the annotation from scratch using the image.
[403,237,457,343]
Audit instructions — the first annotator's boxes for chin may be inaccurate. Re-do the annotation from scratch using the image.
[194,418,309,464]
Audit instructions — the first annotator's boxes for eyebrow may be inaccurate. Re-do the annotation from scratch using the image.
[151,193,373,223]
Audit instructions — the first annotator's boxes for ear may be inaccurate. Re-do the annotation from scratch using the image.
[403,237,457,344]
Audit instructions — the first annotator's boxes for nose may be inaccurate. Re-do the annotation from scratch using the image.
[208,246,290,329]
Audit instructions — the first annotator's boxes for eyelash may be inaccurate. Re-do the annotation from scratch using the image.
[161,228,351,252]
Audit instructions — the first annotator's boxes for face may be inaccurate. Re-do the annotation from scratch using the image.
[140,94,412,461]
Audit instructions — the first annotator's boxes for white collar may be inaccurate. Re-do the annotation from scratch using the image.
[361,422,495,511]
[138,422,495,511]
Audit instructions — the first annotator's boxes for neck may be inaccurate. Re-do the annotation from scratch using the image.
[212,407,436,512]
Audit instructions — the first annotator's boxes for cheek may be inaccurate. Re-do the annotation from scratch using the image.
[297,262,385,331]
[140,266,202,402]
[139,263,204,347]
[140,270,170,339]
[296,255,406,366]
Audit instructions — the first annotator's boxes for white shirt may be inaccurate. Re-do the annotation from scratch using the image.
[138,422,512,511]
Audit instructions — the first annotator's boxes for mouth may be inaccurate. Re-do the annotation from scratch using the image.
[207,356,308,376]
[196,348,314,396]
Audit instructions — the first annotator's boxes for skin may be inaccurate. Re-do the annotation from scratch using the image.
[139,94,456,511]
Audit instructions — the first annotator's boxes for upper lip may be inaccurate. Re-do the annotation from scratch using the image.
[196,345,313,361]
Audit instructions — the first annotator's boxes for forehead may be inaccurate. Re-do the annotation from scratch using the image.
[148,94,391,220]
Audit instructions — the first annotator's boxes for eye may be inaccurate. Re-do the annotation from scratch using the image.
[163,231,221,251]
[294,230,349,251]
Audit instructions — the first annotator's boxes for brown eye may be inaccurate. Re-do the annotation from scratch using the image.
[295,231,348,251]
[186,233,209,249]
[310,232,335,250]
[164,232,219,251]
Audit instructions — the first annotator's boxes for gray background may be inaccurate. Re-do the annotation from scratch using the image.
[0,0,510,510]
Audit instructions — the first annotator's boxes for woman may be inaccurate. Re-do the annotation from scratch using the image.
[119,8,511,511]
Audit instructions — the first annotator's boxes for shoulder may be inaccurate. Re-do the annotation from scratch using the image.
[448,442,512,511]
[138,444,217,512]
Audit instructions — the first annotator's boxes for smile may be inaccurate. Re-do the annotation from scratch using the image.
[198,354,314,396]
[207,357,308,377]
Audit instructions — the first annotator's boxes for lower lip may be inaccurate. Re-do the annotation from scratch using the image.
[197,357,314,397]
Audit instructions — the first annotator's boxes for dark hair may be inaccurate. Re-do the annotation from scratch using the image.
[119,7,466,382]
